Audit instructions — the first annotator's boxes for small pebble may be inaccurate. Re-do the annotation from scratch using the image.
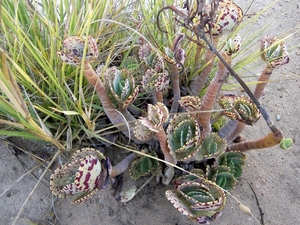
[276,114,281,121]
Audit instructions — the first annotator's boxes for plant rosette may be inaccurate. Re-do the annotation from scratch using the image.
[50,148,111,204]
[166,172,226,224]
[57,36,98,65]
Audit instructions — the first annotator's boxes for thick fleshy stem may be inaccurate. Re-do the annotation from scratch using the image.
[227,130,283,152]
[218,120,245,143]
[253,65,273,99]
[155,128,177,167]
[170,64,181,114]
[189,37,218,96]
[198,52,229,136]
[194,27,281,135]
[110,153,135,178]
[83,63,142,143]
[170,34,185,114]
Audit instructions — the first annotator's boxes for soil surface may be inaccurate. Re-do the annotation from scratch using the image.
[1,1,299,225]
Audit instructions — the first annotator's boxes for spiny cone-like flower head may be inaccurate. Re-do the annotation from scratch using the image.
[261,36,289,68]
[50,148,111,204]
[57,36,98,66]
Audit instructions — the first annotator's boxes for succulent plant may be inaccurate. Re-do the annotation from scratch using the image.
[138,102,169,133]
[260,36,289,68]
[254,36,289,99]
[217,151,246,179]
[103,67,139,109]
[203,0,243,36]
[225,34,242,55]
[178,96,201,118]
[129,152,160,180]
[196,133,227,161]
[138,43,161,69]
[167,113,201,162]
[280,138,293,150]
[166,172,226,224]
[218,94,260,126]
[135,102,176,184]
[206,165,236,191]
[57,36,98,65]
[50,148,111,204]
[142,68,170,92]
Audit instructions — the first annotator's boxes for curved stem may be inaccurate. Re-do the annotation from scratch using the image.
[218,119,245,143]
[227,130,283,152]
[225,121,245,143]
[253,65,273,99]
[110,153,135,178]
[83,63,140,141]
[156,129,177,168]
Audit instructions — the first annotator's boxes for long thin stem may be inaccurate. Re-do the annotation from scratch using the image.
[170,64,181,113]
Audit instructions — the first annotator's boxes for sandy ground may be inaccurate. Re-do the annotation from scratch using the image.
[0,0,299,225]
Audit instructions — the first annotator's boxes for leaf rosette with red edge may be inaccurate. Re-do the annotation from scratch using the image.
[50,148,111,204]
[103,67,139,109]
[167,113,201,162]
[166,172,226,224]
